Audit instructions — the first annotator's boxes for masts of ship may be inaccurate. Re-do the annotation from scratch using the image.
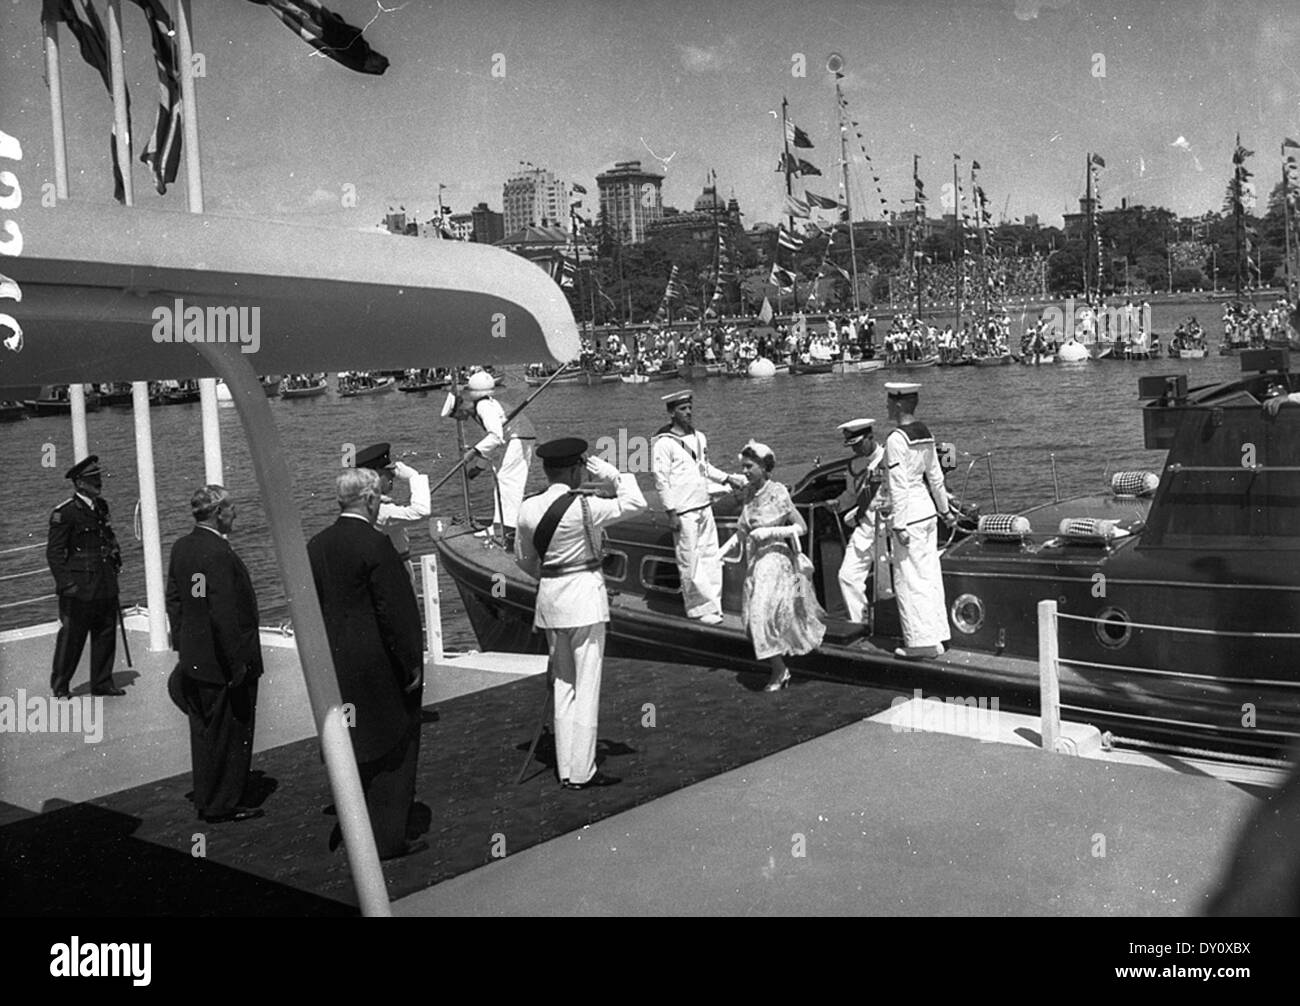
[781,96,800,306]
[835,76,860,313]
[954,155,963,337]
[1285,140,1296,300]
[913,154,924,319]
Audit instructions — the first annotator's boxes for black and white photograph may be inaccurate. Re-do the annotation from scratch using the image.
[0,0,1295,953]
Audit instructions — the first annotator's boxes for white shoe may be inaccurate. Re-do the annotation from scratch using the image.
[698,614,723,625]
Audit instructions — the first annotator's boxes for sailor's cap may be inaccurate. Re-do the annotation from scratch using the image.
[885,381,921,397]
[65,455,102,480]
[355,442,394,471]
[661,389,693,408]
[536,438,588,469]
[466,371,496,400]
[837,418,876,444]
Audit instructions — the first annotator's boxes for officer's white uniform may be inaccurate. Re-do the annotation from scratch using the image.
[515,466,646,786]
[376,470,431,560]
[837,442,887,623]
[472,395,536,530]
[652,428,730,620]
[885,420,953,648]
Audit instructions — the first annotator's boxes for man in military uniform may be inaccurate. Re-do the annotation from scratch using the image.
[835,418,888,626]
[515,438,646,789]
[46,455,125,697]
[651,389,745,625]
[442,371,536,547]
[354,442,430,563]
[883,383,959,659]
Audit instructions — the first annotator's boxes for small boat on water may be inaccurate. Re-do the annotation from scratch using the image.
[97,382,134,407]
[338,374,396,397]
[398,368,450,393]
[281,374,329,398]
[161,380,201,405]
[0,400,26,421]
[890,355,939,369]
[1057,339,1090,363]
[1169,347,1206,360]
[261,375,283,397]
[973,354,1012,367]
[437,352,1300,760]
[788,358,835,375]
[835,358,884,374]
[24,385,102,415]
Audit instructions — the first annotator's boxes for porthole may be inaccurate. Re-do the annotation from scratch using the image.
[1094,606,1131,649]
[602,550,628,582]
[640,556,682,595]
[951,593,985,635]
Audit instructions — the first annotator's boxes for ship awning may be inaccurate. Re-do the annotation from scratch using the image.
[0,203,580,395]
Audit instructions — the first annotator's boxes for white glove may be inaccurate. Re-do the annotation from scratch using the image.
[392,461,417,481]
[585,456,621,482]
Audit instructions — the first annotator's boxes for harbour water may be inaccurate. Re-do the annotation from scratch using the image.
[0,310,1257,642]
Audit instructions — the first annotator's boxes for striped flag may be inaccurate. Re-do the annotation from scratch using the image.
[41,0,129,203]
[783,192,810,218]
[131,0,182,195]
[248,0,390,74]
[777,224,803,250]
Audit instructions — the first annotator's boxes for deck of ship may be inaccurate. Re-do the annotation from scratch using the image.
[0,619,1266,916]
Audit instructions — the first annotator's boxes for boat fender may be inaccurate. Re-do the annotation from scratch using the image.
[1110,471,1159,497]
[1057,517,1123,541]
[976,514,1032,540]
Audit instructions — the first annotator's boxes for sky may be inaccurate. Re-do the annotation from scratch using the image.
[2,0,1299,232]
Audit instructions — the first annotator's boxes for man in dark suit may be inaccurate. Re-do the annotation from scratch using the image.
[165,485,265,823]
[308,466,426,860]
[47,455,125,698]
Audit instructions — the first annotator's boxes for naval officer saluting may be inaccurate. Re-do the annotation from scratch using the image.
[883,383,959,659]
[353,442,430,564]
[46,455,125,697]
[835,418,889,626]
[514,438,646,789]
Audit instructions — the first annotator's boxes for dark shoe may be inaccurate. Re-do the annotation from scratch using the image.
[200,807,264,823]
[52,689,70,699]
[379,839,429,861]
[562,771,621,790]
[93,687,126,696]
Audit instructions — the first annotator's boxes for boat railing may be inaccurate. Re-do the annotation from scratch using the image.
[1036,599,1297,768]
[0,542,56,617]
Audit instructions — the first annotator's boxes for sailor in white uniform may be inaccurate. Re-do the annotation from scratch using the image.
[355,442,431,561]
[835,418,888,625]
[650,389,746,624]
[515,438,647,789]
[883,383,958,659]
[442,371,536,543]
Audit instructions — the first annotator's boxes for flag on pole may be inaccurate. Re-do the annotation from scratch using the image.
[783,192,810,218]
[758,297,773,324]
[572,182,588,194]
[1090,153,1106,167]
[795,157,821,177]
[248,0,390,74]
[131,0,182,195]
[41,0,129,203]
[785,120,814,149]
[805,191,840,210]
[777,225,803,250]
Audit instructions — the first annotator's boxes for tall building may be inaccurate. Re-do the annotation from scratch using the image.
[447,212,474,241]
[502,168,570,234]
[471,202,505,244]
[597,160,664,244]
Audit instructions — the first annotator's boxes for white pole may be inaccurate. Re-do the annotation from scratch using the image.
[43,19,69,200]
[106,0,133,207]
[1037,599,1061,753]
[68,385,89,461]
[131,382,168,651]
[173,0,223,483]
[421,554,444,663]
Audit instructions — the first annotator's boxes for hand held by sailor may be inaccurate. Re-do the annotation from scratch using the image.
[392,461,417,481]
[1265,393,1293,416]
[585,456,621,482]
[894,527,911,548]
[461,447,480,467]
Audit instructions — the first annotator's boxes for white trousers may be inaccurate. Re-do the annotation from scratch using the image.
[494,438,534,529]
[892,518,949,647]
[675,507,722,619]
[547,623,605,785]
[837,522,875,623]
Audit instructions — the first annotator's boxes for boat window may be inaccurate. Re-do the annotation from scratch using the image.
[602,550,628,583]
[640,557,682,595]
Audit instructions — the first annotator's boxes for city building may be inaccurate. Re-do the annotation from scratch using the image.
[645,184,741,246]
[503,168,570,234]
[447,213,474,241]
[597,160,664,244]
[470,202,505,245]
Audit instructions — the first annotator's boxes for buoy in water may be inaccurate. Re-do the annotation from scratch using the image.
[748,357,776,378]
[1057,340,1089,363]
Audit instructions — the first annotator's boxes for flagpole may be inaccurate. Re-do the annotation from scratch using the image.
[782,96,799,307]
[954,156,962,338]
[914,154,923,320]
[837,78,859,313]
[43,18,69,200]
[172,0,223,486]
[1284,142,1294,301]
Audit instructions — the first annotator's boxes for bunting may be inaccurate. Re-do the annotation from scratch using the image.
[777,224,803,250]
[769,263,796,290]
[785,120,814,149]
[805,191,840,210]
[782,192,811,219]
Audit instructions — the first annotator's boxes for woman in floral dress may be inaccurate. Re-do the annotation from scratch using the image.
[724,441,826,690]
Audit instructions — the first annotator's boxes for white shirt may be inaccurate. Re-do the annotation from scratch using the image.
[377,472,430,557]
[471,397,535,456]
[885,423,951,530]
[515,474,647,629]
[651,428,730,513]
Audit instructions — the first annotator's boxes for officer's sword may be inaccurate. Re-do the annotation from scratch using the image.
[117,605,133,668]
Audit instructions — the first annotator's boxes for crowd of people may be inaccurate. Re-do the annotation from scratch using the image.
[889,253,1049,310]
[1223,296,1296,348]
